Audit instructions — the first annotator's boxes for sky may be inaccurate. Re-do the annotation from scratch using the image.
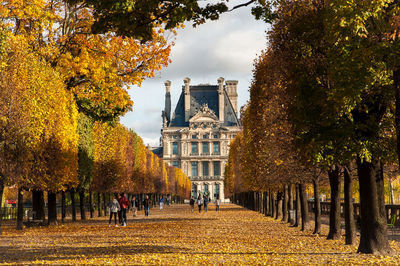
[120,2,269,147]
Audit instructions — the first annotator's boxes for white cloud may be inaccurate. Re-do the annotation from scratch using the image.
[141,136,160,147]
[121,5,268,142]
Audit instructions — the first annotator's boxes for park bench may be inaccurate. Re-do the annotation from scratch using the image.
[23,210,45,227]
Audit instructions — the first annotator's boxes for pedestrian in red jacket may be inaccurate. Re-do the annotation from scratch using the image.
[118,193,130,226]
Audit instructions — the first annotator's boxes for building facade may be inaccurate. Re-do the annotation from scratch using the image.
[160,77,241,202]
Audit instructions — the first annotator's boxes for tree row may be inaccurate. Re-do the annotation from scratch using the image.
[0,0,190,234]
[225,0,400,255]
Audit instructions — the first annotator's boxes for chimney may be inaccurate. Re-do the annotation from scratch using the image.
[164,80,171,123]
[226,80,238,115]
[183,77,191,122]
[217,77,225,123]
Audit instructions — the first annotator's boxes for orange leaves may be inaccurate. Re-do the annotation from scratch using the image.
[2,205,400,264]
[91,122,190,196]
[0,34,79,191]
[1,0,174,120]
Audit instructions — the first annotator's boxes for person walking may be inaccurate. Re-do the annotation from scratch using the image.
[167,195,171,206]
[197,195,203,213]
[159,196,164,210]
[109,196,120,227]
[143,195,150,217]
[118,193,130,226]
[117,194,122,224]
[216,197,221,212]
[190,196,195,213]
[131,196,137,217]
[203,195,209,213]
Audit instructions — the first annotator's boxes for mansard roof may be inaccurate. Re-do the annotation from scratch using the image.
[169,85,240,127]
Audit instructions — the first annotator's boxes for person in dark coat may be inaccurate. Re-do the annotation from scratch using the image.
[143,195,150,217]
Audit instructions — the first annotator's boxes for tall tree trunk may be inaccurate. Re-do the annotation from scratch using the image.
[276,191,282,219]
[32,190,45,221]
[103,193,107,216]
[294,184,300,227]
[47,191,57,225]
[357,159,393,254]
[61,191,66,223]
[344,165,356,245]
[299,183,309,231]
[394,68,400,173]
[327,165,341,240]
[270,192,275,218]
[79,189,86,220]
[288,184,294,224]
[0,176,4,235]
[313,178,321,235]
[16,187,24,230]
[97,192,102,217]
[70,188,76,222]
[265,191,269,216]
[89,191,94,218]
[282,185,288,222]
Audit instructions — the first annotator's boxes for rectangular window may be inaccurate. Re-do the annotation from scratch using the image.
[213,142,220,154]
[202,161,209,176]
[202,142,209,154]
[172,161,179,167]
[203,134,209,139]
[192,183,198,198]
[192,134,198,139]
[213,134,219,139]
[191,162,198,176]
[213,161,221,176]
[204,183,209,195]
[172,142,178,155]
[191,142,198,154]
[215,183,220,199]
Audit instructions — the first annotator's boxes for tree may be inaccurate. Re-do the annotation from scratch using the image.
[74,0,275,42]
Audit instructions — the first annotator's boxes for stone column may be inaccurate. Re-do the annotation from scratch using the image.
[198,161,202,177]
[197,182,203,196]
[220,182,226,203]
[209,183,214,201]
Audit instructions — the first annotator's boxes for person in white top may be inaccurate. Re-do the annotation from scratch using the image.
[216,197,221,212]
[197,195,203,213]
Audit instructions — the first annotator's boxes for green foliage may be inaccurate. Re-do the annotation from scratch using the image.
[79,0,228,42]
[77,112,94,190]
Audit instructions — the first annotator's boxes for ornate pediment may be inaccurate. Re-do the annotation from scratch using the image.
[189,104,220,129]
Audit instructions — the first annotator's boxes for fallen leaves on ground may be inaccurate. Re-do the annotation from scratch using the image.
[1,205,400,264]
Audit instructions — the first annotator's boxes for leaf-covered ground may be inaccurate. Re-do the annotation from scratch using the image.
[1,204,400,264]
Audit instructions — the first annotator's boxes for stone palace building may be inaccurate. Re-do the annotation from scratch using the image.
[155,77,242,202]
